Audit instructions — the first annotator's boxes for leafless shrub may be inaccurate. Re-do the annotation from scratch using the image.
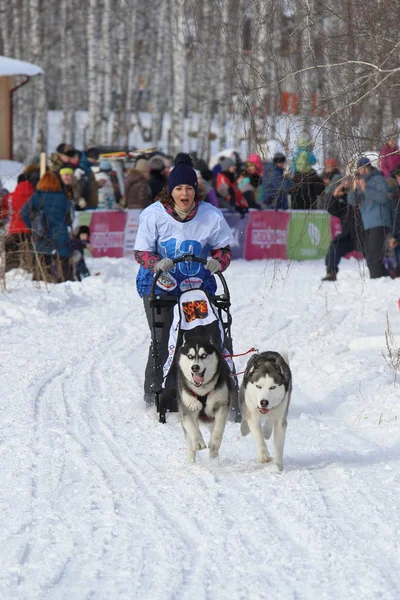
[383,314,400,384]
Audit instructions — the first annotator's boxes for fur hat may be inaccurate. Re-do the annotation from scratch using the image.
[135,158,150,174]
[149,156,166,172]
[167,153,198,194]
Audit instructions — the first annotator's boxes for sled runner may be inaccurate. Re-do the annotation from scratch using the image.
[149,254,239,423]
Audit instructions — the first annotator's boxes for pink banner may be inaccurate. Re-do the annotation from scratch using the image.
[89,211,127,258]
[245,211,291,260]
[330,216,363,260]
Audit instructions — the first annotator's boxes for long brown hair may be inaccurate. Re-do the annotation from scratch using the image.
[37,171,62,192]
[157,186,201,208]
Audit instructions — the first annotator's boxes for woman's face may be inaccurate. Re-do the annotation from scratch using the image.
[171,185,196,212]
[61,173,73,185]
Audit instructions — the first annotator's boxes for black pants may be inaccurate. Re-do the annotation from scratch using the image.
[325,235,355,273]
[364,227,389,279]
[143,295,176,404]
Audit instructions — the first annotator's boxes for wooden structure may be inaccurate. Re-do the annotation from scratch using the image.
[0,56,44,160]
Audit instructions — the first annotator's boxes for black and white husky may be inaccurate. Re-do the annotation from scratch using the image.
[177,336,233,463]
[240,351,292,471]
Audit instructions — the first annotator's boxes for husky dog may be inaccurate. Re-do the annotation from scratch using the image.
[240,351,292,471]
[177,336,233,462]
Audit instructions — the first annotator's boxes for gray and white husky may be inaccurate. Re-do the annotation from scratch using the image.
[177,336,233,463]
[240,351,292,471]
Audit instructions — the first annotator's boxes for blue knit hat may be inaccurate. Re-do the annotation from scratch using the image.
[167,153,198,195]
[357,156,371,169]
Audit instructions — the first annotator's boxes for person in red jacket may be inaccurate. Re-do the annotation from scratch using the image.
[3,174,34,271]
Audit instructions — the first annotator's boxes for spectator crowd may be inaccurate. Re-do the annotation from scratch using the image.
[0,135,400,284]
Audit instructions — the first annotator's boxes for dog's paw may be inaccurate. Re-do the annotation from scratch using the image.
[193,439,207,451]
[209,447,219,460]
[208,438,221,458]
[240,420,250,437]
[259,452,273,464]
[267,462,283,473]
[272,461,283,472]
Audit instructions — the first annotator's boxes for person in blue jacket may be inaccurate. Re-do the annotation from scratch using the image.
[21,171,72,283]
[347,157,392,278]
[262,153,294,210]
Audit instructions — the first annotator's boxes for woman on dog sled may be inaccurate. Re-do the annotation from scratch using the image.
[134,153,235,418]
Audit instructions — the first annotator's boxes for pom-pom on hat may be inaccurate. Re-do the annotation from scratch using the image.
[167,153,198,194]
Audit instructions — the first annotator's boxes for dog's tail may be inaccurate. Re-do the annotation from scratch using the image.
[240,419,250,437]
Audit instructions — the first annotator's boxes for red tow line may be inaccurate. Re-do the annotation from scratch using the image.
[222,347,258,359]
[222,347,258,377]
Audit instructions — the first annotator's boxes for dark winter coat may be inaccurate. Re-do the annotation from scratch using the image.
[262,163,293,210]
[149,171,167,201]
[125,170,152,209]
[291,170,325,210]
[327,193,365,252]
[21,190,72,257]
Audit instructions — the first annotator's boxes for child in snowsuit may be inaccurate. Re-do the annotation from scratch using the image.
[72,225,91,281]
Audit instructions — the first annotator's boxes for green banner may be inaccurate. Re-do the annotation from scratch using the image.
[287,211,331,260]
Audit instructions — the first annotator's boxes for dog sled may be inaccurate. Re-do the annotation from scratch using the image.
[149,254,239,423]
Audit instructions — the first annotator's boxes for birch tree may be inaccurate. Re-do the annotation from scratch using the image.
[87,0,100,147]
[111,1,127,145]
[169,0,187,155]
[196,0,217,160]
[216,0,230,151]
[151,0,169,146]
[99,0,112,144]
[29,0,47,154]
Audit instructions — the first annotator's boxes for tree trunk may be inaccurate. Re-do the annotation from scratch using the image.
[197,0,216,161]
[87,0,100,147]
[216,0,230,151]
[29,0,47,154]
[151,0,169,146]
[100,0,112,144]
[169,0,186,155]
[124,0,138,147]
[111,2,127,145]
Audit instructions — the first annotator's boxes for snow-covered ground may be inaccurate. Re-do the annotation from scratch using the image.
[1,257,400,600]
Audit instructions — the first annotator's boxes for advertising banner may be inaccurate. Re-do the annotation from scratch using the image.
[124,209,141,259]
[223,212,249,259]
[89,210,127,258]
[244,211,291,260]
[287,211,331,260]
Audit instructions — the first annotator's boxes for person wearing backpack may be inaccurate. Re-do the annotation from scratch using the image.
[21,171,72,283]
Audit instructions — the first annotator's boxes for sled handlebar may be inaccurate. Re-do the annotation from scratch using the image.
[150,254,230,304]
